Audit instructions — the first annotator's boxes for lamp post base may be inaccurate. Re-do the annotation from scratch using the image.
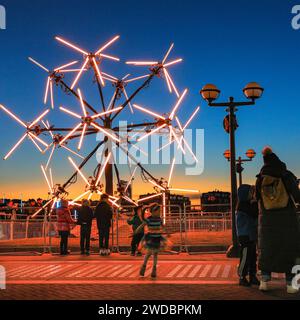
[226,244,240,258]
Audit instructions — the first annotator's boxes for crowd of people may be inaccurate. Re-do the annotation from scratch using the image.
[56,194,166,279]
[236,146,300,294]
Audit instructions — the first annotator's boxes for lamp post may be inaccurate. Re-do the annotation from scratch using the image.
[224,149,256,187]
[200,82,264,258]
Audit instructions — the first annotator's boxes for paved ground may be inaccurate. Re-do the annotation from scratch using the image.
[0,254,299,300]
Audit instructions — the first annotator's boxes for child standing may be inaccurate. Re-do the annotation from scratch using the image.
[137,204,165,279]
[236,184,259,286]
[127,205,144,256]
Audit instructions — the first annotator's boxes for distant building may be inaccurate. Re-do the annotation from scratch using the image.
[201,190,230,213]
[138,193,191,212]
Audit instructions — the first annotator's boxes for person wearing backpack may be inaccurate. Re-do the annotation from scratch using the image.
[256,147,300,294]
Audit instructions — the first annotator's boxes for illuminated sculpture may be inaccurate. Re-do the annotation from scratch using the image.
[0,35,200,221]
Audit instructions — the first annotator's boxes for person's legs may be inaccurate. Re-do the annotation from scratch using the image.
[248,242,259,285]
[136,233,144,254]
[131,236,137,255]
[238,243,251,286]
[64,232,69,254]
[60,231,68,255]
[85,225,91,253]
[140,250,152,276]
[261,271,272,282]
[60,232,64,254]
[80,225,86,253]
[99,228,104,249]
[104,227,110,250]
[151,250,159,278]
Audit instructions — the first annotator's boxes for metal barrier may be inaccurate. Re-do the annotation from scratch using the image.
[0,204,233,254]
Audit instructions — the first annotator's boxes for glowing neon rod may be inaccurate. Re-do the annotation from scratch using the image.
[78,123,87,150]
[102,72,118,80]
[169,126,186,154]
[68,157,90,186]
[132,104,165,120]
[163,58,183,68]
[28,133,49,148]
[168,158,176,187]
[162,192,166,225]
[28,134,44,153]
[164,69,179,97]
[99,53,120,61]
[61,145,84,159]
[49,82,54,109]
[107,91,117,111]
[137,193,163,203]
[71,57,89,90]
[175,116,183,132]
[126,61,158,66]
[125,74,150,83]
[183,106,200,130]
[95,153,111,186]
[169,188,199,193]
[0,104,27,128]
[163,68,172,93]
[162,43,174,64]
[169,89,188,120]
[59,69,87,73]
[41,165,52,193]
[90,123,120,142]
[125,167,138,192]
[92,57,105,86]
[137,124,167,142]
[181,136,199,163]
[59,107,82,119]
[95,35,120,55]
[49,168,54,189]
[31,199,52,218]
[3,134,27,160]
[71,191,91,204]
[77,89,87,117]
[91,106,123,119]
[122,88,134,114]
[28,57,49,72]
[148,179,166,191]
[131,143,148,157]
[59,123,82,145]
[55,37,89,55]
[44,77,50,104]
[29,109,50,128]
[122,74,131,81]
[54,60,78,72]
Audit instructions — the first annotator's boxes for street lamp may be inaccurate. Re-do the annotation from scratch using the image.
[200,82,263,258]
[224,149,256,187]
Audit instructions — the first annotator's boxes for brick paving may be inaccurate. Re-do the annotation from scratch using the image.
[0,254,299,300]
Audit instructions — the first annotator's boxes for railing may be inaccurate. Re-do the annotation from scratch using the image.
[0,204,234,254]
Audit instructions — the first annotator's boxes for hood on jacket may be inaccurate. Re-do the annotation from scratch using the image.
[258,152,287,177]
[237,184,252,203]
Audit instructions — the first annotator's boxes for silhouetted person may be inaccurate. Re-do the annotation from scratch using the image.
[95,194,113,256]
[127,205,144,256]
[56,199,75,256]
[256,147,300,294]
[77,199,94,255]
[236,184,259,287]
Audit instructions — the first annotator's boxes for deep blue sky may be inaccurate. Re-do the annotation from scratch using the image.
[0,0,300,199]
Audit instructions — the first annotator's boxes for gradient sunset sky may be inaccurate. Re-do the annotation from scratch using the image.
[0,0,300,201]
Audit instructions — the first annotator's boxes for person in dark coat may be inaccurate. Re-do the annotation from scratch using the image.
[127,206,144,256]
[256,147,300,294]
[236,184,259,286]
[56,199,75,256]
[77,199,94,255]
[94,194,113,256]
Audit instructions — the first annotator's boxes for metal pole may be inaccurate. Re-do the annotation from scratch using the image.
[227,98,239,258]
[238,157,243,187]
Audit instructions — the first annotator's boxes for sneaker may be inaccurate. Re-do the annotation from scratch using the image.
[287,285,299,294]
[106,249,111,256]
[151,269,157,279]
[249,275,260,286]
[86,251,90,256]
[259,281,269,292]
[99,249,103,255]
[239,277,251,287]
[140,265,146,277]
